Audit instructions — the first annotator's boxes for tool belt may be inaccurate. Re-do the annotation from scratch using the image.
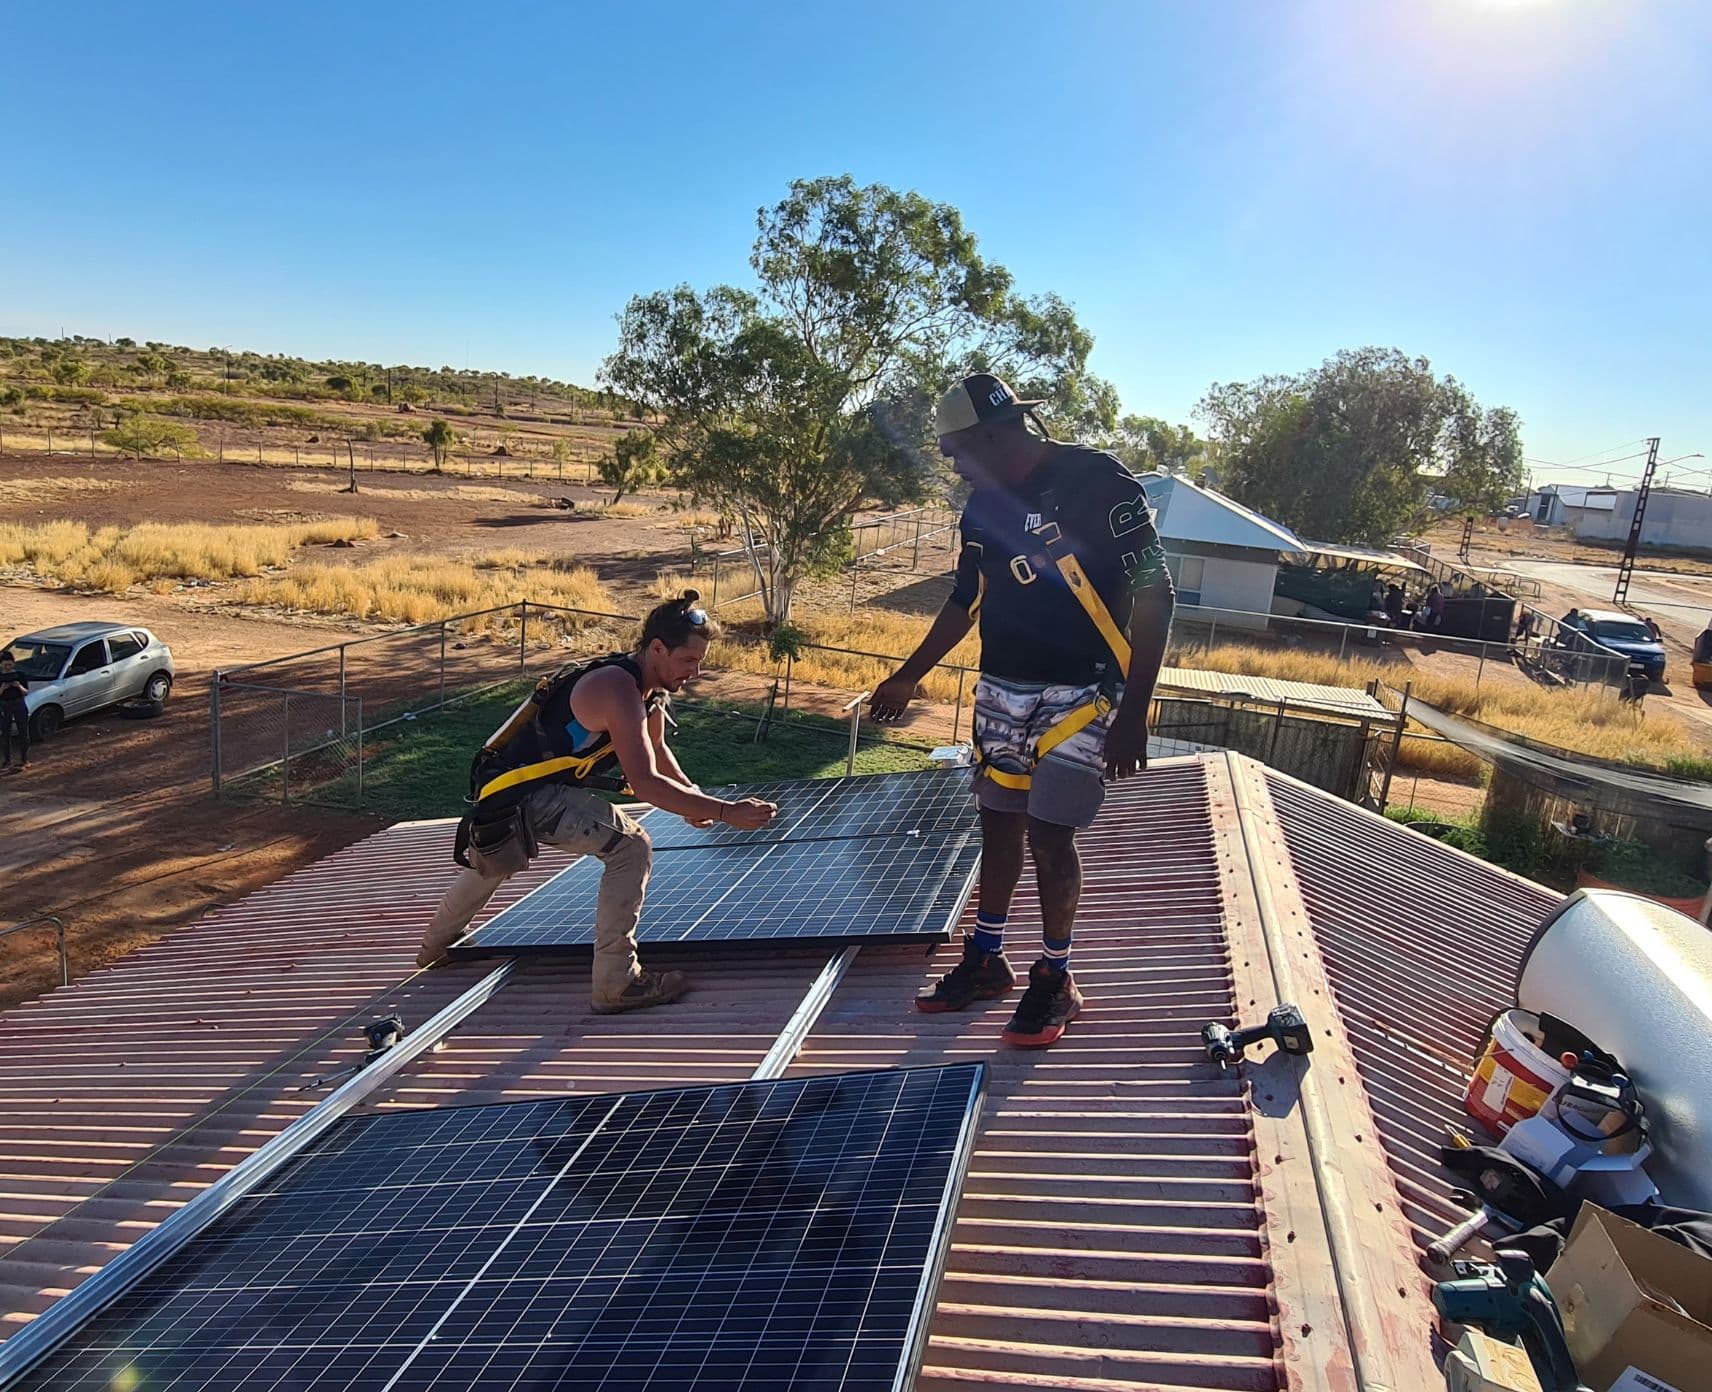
[973,520,1132,791]
[454,801,539,878]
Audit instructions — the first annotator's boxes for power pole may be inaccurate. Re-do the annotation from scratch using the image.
[1612,436,1659,607]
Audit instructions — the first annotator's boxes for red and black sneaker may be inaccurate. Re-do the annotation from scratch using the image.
[1000,958,1084,1047]
[915,937,1016,1013]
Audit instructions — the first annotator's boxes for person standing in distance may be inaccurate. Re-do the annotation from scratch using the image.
[417,591,777,1012]
[872,375,1174,1047]
[0,651,30,773]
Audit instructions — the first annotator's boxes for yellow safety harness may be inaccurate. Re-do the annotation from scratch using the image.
[972,517,1136,790]
[470,655,662,806]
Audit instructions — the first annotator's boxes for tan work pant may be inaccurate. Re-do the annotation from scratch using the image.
[420,785,652,1001]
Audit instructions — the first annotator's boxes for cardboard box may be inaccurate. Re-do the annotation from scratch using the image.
[1549,1205,1712,1392]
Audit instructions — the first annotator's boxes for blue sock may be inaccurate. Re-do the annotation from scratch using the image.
[972,913,1006,955]
[1042,936,1072,972]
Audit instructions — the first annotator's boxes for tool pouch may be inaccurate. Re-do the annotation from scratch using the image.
[460,804,538,878]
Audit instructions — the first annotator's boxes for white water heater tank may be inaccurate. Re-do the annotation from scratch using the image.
[1516,889,1712,1210]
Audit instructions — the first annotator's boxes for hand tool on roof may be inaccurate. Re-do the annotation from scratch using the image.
[1432,1250,1590,1392]
[1201,1002,1313,1070]
[295,1014,407,1092]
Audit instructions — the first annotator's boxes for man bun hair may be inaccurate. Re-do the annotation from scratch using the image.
[639,588,722,651]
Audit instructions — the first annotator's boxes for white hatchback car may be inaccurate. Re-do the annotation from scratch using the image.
[4,622,176,740]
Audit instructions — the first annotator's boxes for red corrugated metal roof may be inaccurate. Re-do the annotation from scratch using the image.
[0,754,1565,1392]
[1261,771,1557,1254]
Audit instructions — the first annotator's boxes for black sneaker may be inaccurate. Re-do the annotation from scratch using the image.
[1001,959,1083,1047]
[915,937,1015,1013]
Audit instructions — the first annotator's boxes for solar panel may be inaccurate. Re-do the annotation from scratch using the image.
[19,1064,986,1392]
[454,769,979,956]
[643,768,976,850]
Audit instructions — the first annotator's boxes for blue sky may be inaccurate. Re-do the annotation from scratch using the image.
[3,0,1708,488]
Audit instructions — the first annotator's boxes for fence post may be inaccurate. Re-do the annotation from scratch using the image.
[281,693,291,805]
[1378,681,1410,814]
[952,667,968,745]
[1267,698,1287,765]
[1208,616,1218,651]
[782,652,793,718]
[356,698,365,807]
[1476,644,1486,694]
[518,603,527,672]
[338,645,348,733]
[711,557,720,611]
[844,693,868,777]
[210,671,222,794]
[912,513,923,570]
[440,623,448,709]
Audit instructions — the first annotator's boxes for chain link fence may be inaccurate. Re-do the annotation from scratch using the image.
[212,597,1407,814]
[214,681,365,808]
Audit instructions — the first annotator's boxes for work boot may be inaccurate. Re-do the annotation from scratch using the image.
[591,967,689,1015]
[1001,959,1084,1048]
[915,937,1016,1013]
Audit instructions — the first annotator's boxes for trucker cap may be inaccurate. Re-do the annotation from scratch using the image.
[934,373,1045,438]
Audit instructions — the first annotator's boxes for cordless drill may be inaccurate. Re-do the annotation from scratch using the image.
[1202,1003,1313,1070]
[1432,1250,1589,1392]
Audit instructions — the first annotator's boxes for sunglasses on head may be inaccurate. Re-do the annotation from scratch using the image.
[685,607,709,627]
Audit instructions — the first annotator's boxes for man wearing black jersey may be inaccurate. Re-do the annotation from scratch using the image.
[873,375,1174,1046]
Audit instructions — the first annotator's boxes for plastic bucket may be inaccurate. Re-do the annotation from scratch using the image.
[1464,1009,1572,1136]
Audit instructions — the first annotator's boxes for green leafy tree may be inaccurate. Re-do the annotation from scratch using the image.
[50,357,88,386]
[423,418,456,470]
[598,430,667,503]
[1109,414,1209,477]
[601,175,1113,624]
[1197,347,1524,545]
[102,414,201,459]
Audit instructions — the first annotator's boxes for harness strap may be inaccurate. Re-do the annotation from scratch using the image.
[1033,518,1133,672]
[970,490,1139,789]
[1034,690,1112,759]
[476,745,616,803]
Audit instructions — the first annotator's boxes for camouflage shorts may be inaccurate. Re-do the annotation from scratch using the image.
[972,675,1118,828]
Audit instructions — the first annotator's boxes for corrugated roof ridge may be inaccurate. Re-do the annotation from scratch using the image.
[1217,752,1442,1392]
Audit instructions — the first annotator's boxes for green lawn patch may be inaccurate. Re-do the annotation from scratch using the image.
[333,682,932,822]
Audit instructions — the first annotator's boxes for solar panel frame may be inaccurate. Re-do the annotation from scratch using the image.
[15,1064,988,1392]
[451,770,980,958]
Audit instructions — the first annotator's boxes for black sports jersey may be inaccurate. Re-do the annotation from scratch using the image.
[949,447,1170,684]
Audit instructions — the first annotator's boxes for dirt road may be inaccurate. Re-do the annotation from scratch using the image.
[1495,558,1712,739]
[0,585,381,1008]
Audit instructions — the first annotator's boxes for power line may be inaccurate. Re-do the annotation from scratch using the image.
[1526,438,1649,470]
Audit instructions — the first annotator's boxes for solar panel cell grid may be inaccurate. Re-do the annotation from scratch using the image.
[17,1064,985,1392]
[456,769,980,956]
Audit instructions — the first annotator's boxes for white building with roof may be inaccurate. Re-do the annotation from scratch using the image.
[1568,486,1712,550]
[1525,483,1619,527]
[1141,472,1305,624]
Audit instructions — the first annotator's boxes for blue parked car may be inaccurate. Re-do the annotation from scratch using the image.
[1560,609,1667,683]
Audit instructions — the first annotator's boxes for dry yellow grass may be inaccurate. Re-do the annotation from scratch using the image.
[472,548,537,570]
[700,611,1683,778]
[0,517,378,592]
[0,476,121,506]
[705,604,978,703]
[231,555,611,628]
[1187,642,1691,776]
[285,479,545,506]
[660,509,725,531]
[581,500,659,519]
